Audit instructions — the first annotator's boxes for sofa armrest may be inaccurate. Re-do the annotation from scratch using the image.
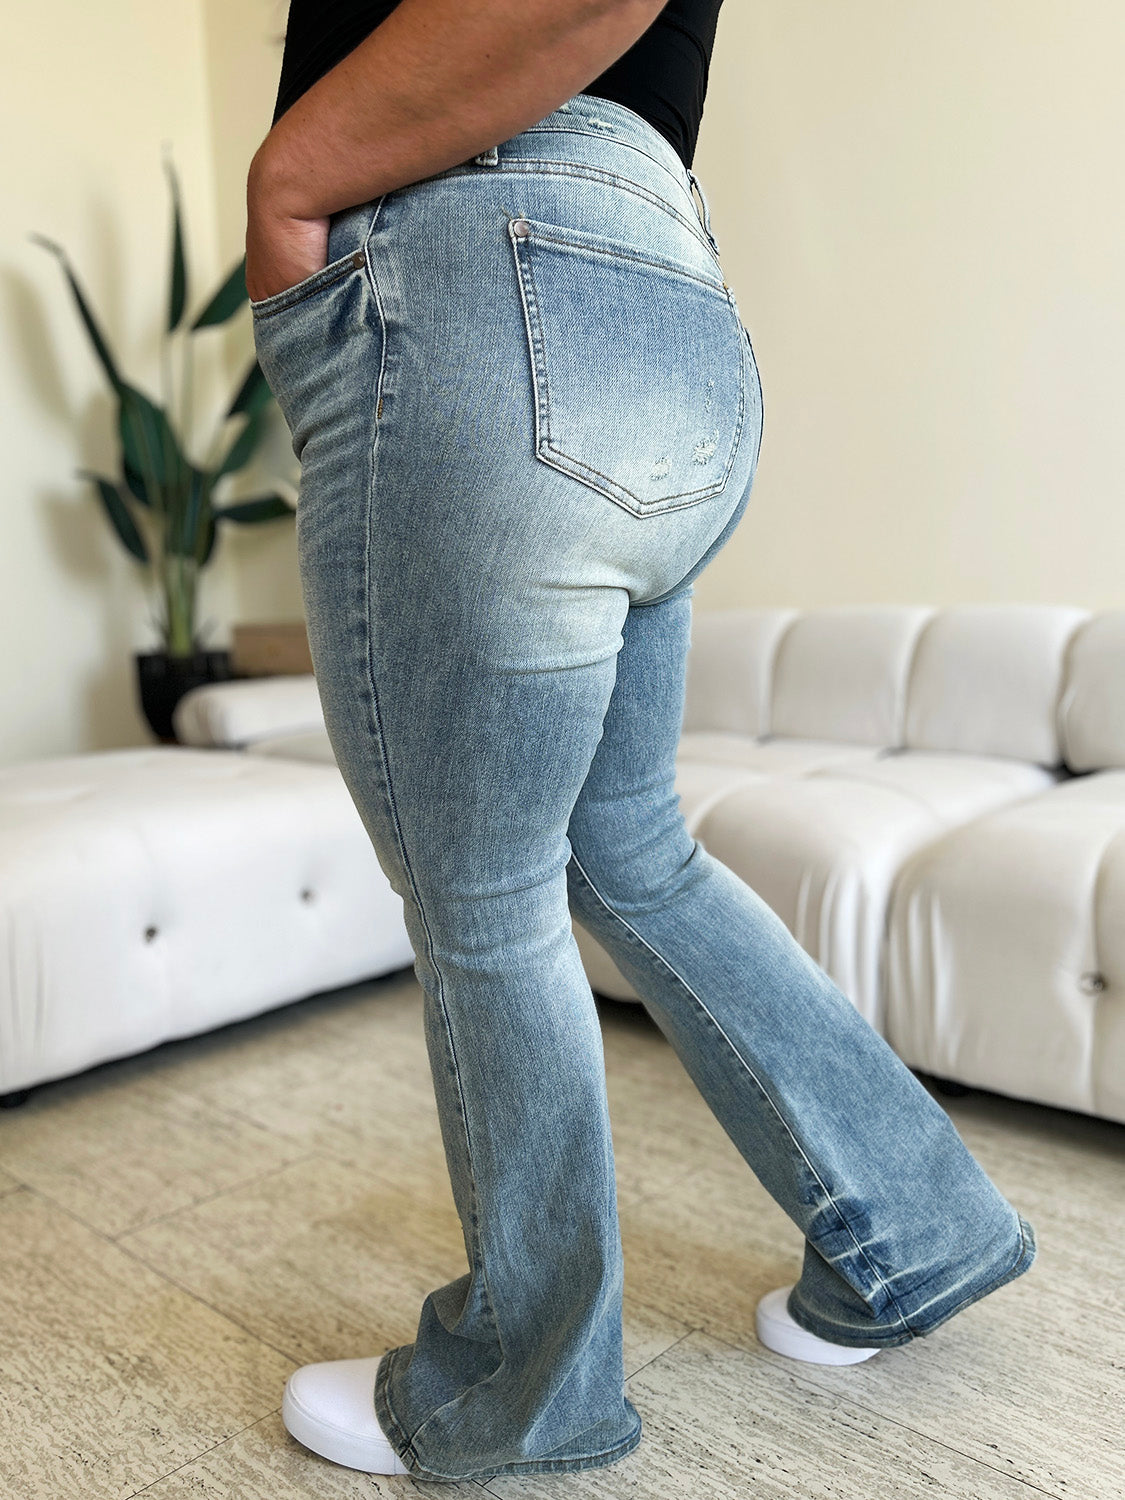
[173,674,324,748]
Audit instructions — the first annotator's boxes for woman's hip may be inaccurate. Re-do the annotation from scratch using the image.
[251,94,762,604]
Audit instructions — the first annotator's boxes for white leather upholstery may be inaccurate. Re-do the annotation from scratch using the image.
[903,605,1089,765]
[245,728,338,765]
[886,770,1125,1122]
[769,607,933,747]
[0,749,413,1096]
[678,733,883,776]
[682,607,796,736]
[173,673,325,748]
[1058,612,1125,772]
[690,753,1056,1031]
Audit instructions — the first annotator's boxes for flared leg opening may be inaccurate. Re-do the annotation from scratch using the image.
[374,1347,643,1482]
[787,1209,1038,1349]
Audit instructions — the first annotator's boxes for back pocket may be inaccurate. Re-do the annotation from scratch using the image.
[509,214,746,517]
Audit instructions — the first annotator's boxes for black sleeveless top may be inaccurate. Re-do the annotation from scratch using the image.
[271,1,725,170]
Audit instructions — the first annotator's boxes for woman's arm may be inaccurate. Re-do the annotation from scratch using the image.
[246,0,666,301]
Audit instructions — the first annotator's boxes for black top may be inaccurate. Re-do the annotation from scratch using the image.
[271,0,725,170]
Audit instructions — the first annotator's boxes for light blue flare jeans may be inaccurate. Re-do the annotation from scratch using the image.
[250,91,1036,1484]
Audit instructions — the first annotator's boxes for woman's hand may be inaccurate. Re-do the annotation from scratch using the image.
[241,0,669,296]
[245,149,331,303]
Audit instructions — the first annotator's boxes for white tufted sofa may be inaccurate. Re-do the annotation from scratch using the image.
[3,604,1123,1124]
[0,747,413,1100]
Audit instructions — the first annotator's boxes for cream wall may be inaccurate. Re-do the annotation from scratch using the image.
[0,1,239,763]
[199,0,304,629]
[4,2,1122,764]
[692,0,1125,609]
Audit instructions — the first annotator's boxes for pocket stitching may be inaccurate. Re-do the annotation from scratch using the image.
[526,222,729,297]
[250,252,364,320]
[510,219,746,516]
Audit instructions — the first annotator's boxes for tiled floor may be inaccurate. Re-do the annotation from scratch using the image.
[1,970,1121,1498]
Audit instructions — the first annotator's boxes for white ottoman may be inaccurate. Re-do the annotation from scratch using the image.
[0,748,413,1099]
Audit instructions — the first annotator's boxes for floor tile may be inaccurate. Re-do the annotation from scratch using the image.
[617,1065,1125,1498]
[119,1152,464,1370]
[0,1190,293,1500]
[486,1330,1049,1499]
[125,975,460,1202]
[0,1067,309,1239]
[120,1149,691,1385]
[134,1409,486,1498]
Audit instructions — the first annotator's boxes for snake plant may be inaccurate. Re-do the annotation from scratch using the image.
[31,149,292,657]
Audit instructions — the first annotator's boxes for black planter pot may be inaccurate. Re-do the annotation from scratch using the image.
[136,649,233,743]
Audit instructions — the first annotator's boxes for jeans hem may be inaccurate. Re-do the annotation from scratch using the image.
[373,1347,643,1482]
[786,1209,1038,1349]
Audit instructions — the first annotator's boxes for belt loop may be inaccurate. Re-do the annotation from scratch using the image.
[687,166,721,257]
[472,145,500,167]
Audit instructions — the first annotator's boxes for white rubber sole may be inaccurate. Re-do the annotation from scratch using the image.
[281,1356,409,1474]
[755,1285,881,1366]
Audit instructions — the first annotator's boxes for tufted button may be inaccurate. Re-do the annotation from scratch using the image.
[1079,971,1107,995]
[144,925,158,942]
[300,888,315,904]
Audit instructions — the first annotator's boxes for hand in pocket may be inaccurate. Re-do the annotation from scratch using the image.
[245,191,330,304]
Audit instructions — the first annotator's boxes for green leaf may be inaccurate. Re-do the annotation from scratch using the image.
[214,493,293,524]
[122,457,152,507]
[215,408,267,478]
[78,469,148,561]
[30,233,122,391]
[191,256,248,328]
[196,511,218,566]
[168,464,212,557]
[164,151,188,333]
[118,383,185,500]
[227,359,273,421]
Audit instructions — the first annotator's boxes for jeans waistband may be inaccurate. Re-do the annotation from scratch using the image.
[466,92,722,258]
[323,93,723,266]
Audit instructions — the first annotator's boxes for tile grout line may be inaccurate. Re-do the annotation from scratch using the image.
[124,1408,283,1498]
[624,1323,700,1384]
[21,1182,310,1370]
[705,1326,1072,1500]
[111,1148,324,1244]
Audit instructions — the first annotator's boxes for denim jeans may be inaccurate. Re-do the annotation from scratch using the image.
[250,92,1036,1483]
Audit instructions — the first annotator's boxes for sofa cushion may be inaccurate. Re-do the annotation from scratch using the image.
[682,607,796,736]
[678,732,885,776]
[690,752,1056,1031]
[769,606,934,747]
[885,770,1125,1124]
[903,604,1089,765]
[173,674,324,748]
[1057,612,1125,773]
[245,728,337,765]
[816,749,1059,822]
[0,749,412,1095]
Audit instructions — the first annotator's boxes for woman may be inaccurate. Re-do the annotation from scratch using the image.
[245,0,1037,1483]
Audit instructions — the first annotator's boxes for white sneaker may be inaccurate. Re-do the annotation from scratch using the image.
[281,1356,410,1474]
[755,1285,881,1366]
